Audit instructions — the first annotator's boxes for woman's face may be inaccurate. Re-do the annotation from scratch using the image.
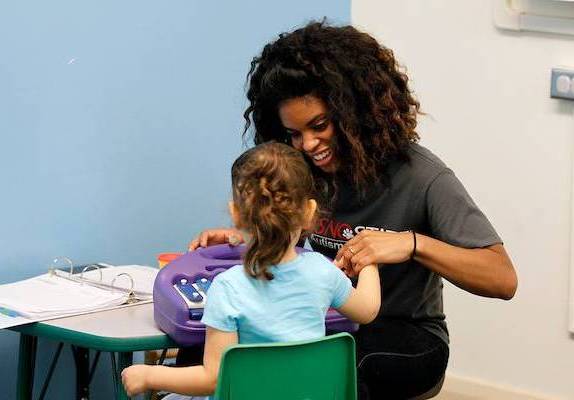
[278,95,338,174]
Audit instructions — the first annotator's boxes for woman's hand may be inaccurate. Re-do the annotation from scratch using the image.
[337,230,517,299]
[335,230,414,277]
[121,364,151,396]
[188,228,244,251]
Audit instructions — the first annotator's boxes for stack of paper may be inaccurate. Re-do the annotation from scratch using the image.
[0,264,159,329]
[0,273,127,319]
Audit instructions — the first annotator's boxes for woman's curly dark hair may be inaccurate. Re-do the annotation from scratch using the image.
[243,20,420,200]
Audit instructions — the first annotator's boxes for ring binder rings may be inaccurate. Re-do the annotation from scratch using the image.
[50,263,154,300]
[80,264,103,281]
[0,257,159,329]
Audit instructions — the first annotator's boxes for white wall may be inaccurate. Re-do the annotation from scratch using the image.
[352,1,574,399]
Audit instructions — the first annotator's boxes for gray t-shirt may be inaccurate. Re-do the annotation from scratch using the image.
[308,143,502,344]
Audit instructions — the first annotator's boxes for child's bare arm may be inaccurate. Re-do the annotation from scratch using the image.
[121,328,237,396]
[336,265,381,324]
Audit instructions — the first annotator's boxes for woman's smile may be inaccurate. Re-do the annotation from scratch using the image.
[278,95,338,173]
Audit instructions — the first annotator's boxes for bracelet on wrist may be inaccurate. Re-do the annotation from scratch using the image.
[409,230,417,261]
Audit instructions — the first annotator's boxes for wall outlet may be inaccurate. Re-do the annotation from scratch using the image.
[550,68,574,100]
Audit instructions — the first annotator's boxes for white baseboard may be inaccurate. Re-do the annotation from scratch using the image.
[437,374,564,400]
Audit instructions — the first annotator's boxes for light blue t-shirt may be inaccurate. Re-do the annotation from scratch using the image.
[201,251,352,344]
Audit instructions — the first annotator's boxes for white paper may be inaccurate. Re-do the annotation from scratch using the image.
[0,264,158,329]
[0,273,127,318]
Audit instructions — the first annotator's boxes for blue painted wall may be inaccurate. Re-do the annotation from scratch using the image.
[0,1,349,398]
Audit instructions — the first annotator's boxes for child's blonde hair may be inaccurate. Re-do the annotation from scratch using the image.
[231,142,315,280]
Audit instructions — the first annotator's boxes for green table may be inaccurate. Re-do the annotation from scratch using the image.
[11,302,176,400]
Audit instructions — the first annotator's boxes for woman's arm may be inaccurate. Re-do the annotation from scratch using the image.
[415,235,517,300]
[121,328,238,396]
[335,230,517,300]
[336,264,381,324]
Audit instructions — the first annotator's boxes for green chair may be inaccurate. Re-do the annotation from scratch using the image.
[214,332,357,400]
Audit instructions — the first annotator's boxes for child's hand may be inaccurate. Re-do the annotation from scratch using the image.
[121,364,151,396]
[334,255,356,278]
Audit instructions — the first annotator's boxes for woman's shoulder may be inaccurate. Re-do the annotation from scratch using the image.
[407,143,449,171]
[394,143,453,185]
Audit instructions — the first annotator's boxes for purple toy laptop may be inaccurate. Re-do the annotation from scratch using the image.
[153,244,358,346]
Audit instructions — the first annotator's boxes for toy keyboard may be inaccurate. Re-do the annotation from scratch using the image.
[153,244,358,346]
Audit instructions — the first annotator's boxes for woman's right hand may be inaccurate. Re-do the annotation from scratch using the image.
[187,228,244,251]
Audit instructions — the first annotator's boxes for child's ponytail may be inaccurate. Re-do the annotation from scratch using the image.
[231,142,315,280]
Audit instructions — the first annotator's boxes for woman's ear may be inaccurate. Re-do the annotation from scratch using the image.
[303,199,317,229]
[228,201,241,228]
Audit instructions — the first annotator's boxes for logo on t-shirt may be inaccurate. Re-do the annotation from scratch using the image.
[310,217,394,250]
[341,228,354,240]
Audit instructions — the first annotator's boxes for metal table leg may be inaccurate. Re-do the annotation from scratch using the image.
[17,334,37,400]
[72,346,90,399]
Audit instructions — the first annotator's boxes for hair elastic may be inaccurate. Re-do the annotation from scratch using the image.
[410,230,417,262]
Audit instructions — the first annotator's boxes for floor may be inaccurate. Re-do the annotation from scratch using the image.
[435,392,482,400]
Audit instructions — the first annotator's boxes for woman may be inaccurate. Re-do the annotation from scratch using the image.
[189,21,517,399]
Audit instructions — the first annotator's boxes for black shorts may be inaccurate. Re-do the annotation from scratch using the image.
[352,318,449,399]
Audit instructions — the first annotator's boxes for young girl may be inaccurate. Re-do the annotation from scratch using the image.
[121,142,381,398]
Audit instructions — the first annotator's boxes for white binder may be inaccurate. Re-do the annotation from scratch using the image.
[0,257,158,329]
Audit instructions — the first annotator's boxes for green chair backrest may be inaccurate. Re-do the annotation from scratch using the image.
[214,332,357,400]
